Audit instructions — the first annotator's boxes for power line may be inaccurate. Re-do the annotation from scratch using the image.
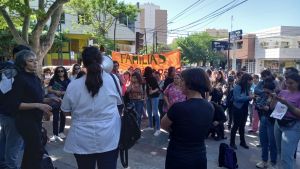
[171,0,243,31]
[177,0,248,31]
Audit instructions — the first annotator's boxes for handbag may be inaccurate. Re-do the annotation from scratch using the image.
[110,74,141,168]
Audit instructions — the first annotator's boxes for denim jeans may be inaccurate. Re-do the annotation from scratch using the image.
[0,114,23,169]
[131,100,144,129]
[259,116,277,163]
[146,97,160,130]
[274,120,300,169]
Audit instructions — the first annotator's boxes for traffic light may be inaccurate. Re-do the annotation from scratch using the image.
[135,32,144,54]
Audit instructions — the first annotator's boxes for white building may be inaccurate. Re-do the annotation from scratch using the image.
[254,26,300,74]
[137,3,168,45]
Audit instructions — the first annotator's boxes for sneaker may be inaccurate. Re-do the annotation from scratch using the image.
[143,127,154,131]
[58,133,66,139]
[256,161,268,168]
[49,135,57,142]
[49,135,64,142]
[153,130,161,136]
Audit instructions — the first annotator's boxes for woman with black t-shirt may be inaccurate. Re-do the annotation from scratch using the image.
[161,68,214,169]
[144,66,161,136]
[47,66,70,141]
[9,50,54,169]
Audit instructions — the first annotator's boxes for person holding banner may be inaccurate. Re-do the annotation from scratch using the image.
[271,72,300,169]
[143,66,161,136]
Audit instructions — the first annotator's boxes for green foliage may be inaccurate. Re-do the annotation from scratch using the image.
[139,44,172,54]
[0,29,17,61]
[174,32,225,66]
[67,0,139,47]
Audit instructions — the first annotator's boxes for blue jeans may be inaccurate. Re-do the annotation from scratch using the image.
[0,114,23,169]
[259,116,277,163]
[131,100,144,129]
[274,120,300,169]
[146,97,160,130]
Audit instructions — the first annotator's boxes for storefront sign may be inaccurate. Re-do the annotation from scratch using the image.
[112,50,181,72]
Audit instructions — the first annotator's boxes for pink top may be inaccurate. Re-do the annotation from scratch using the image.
[164,83,186,112]
[278,90,300,120]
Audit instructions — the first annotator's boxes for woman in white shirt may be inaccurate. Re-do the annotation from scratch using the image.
[61,46,122,169]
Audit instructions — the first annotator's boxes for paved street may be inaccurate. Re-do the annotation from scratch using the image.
[43,116,300,169]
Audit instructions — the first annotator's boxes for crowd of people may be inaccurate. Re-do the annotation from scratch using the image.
[0,45,300,169]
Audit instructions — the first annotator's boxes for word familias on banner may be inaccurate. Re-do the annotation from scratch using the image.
[120,54,166,65]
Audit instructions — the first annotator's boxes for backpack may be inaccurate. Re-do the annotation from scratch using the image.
[218,143,238,169]
[41,149,56,169]
[110,74,141,168]
[0,61,18,95]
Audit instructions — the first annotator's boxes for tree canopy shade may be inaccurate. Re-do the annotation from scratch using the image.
[172,32,225,67]
[67,0,139,51]
[0,0,69,71]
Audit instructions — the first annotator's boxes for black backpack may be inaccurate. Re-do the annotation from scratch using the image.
[110,74,141,168]
[218,143,238,169]
[42,149,57,169]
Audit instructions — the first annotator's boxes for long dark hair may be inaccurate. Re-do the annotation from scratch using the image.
[143,66,153,79]
[167,66,175,78]
[238,73,253,94]
[71,63,81,75]
[52,66,68,81]
[132,72,143,84]
[82,46,103,97]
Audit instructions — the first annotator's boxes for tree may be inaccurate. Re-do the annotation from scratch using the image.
[174,32,224,66]
[0,0,69,71]
[67,0,138,50]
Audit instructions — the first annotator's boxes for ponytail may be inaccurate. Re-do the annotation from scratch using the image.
[82,46,103,97]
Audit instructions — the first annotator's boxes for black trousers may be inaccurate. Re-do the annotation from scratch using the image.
[166,144,207,169]
[74,149,118,169]
[52,108,66,135]
[227,106,233,128]
[15,115,43,169]
[158,99,165,119]
[230,104,248,145]
[208,123,225,139]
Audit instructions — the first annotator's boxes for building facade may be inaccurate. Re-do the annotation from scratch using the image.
[254,26,300,74]
[29,0,136,65]
[137,3,168,45]
[222,26,300,74]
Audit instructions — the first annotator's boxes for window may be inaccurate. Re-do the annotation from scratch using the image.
[237,41,243,49]
[274,41,279,48]
[260,42,269,49]
[281,41,289,48]
[78,13,91,25]
[298,41,300,48]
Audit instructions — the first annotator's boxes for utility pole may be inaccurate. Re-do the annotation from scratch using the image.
[152,31,155,54]
[227,15,233,72]
[155,31,158,53]
[144,28,147,54]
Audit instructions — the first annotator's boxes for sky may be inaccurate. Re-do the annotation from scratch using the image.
[123,0,300,43]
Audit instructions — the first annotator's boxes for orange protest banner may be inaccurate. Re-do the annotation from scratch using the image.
[112,50,181,72]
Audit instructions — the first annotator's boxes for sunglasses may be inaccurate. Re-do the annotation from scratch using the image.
[57,70,64,73]
[74,67,80,70]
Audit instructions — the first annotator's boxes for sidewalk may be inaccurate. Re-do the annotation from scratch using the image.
[43,117,300,169]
